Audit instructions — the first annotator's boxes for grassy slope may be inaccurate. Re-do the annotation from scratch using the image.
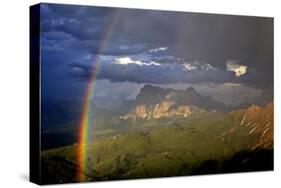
[41,105,273,184]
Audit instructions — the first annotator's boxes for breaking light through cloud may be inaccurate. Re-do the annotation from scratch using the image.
[182,63,197,71]
[226,60,248,77]
[115,57,161,66]
[149,47,168,53]
[182,62,217,72]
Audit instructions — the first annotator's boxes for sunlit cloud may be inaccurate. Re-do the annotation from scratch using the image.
[182,62,216,71]
[115,57,161,66]
[226,60,248,77]
[182,63,197,71]
[149,47,168,53]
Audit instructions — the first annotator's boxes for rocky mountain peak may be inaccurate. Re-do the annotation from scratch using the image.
[140,84,161,92]
[135,85,170,105]
[186,87,197,94]
[121,85,229,121]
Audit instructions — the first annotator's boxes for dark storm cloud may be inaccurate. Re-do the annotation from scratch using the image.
[41,3,273,90]
[65,39,150,55]
[41,4,116,40]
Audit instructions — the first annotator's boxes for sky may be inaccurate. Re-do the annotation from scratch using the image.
[40,3,273,107]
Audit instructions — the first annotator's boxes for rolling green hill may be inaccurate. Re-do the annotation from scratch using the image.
[41,102,273,184]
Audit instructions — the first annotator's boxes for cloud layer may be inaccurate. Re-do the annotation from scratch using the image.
[226,60,248,77]
[39,3,273,105]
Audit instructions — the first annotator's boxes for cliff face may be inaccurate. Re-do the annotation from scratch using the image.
[120,101,194,121]
[120,85,225,121]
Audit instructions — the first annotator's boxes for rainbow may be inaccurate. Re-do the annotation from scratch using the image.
[76,10,120,182]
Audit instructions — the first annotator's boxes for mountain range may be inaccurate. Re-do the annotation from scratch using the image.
[120,84,229,121]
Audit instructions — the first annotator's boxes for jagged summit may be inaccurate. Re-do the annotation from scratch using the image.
[136,85,171,105]
[135,85,227,110]
[141,84,161,91]
[121,85,229,121]
[186,86,196,93]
